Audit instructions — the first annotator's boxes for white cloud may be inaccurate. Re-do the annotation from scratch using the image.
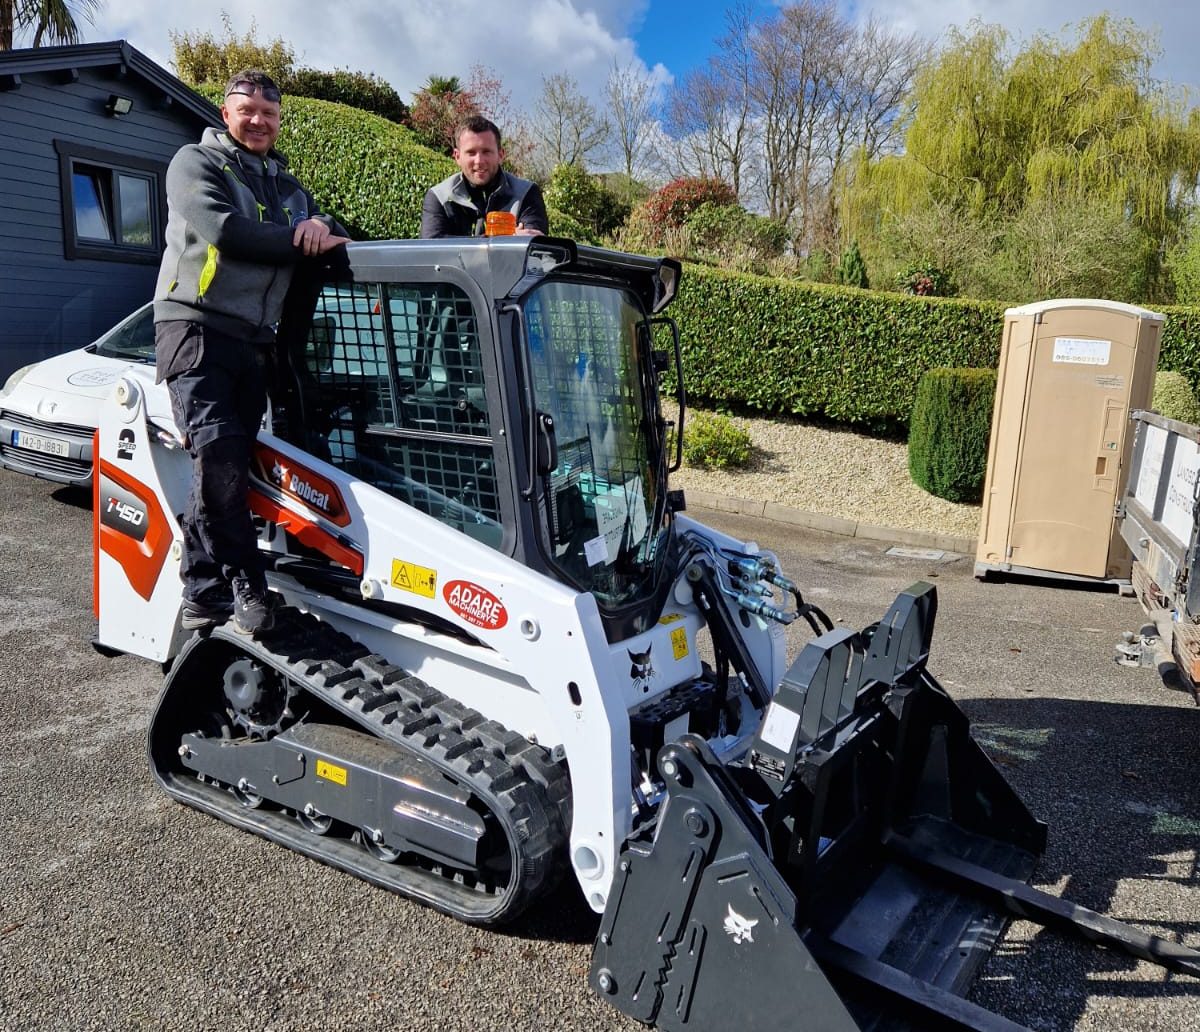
[81,1,1200,130]
[88,0,658,118]
[849,1,1199,94]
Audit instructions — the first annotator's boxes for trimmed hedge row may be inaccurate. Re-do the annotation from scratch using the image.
[278,97,454,240]
[1160,307,1200,389]
[1152,371,1200,424]
[668,265,1005,427]
[667,262,1200,428]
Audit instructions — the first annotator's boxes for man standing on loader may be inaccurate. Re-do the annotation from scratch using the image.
[420,115,548,238]
[153,69,350,635]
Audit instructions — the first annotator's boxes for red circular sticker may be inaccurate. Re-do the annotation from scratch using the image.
[443,580,508,630]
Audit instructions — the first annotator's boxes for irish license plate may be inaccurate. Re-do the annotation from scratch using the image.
[12,429,70,458]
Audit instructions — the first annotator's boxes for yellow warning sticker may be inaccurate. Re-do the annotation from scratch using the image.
[316,759,347,786]
[658,612,683,625]
[391,559,437,598]
[670,626,689,661]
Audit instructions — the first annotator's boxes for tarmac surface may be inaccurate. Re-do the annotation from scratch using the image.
[0,467,1197,1032]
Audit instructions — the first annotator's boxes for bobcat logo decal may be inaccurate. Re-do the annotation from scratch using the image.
[628,644,654,691]
[723,904,758,945]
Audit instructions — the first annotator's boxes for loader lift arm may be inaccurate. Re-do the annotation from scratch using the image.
[592,582,1200,1030]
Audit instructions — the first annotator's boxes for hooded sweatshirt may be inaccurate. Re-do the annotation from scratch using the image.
[153,127,337,342]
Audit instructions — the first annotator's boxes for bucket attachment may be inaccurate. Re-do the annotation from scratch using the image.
[591,583,1200,1031]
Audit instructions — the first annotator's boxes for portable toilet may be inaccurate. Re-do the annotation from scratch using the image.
[975,298,1164,585]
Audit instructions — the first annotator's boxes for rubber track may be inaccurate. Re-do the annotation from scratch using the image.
[167,606,571,925]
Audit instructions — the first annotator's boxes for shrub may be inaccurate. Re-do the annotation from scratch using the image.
[537,164,624,242]
[686,203,789,271]
[837,240,869,289]
[616,204,662,252]
[626,178,739,250]
[686,203,745,251]
[171,16,295,87]
[908,368,997,503]
[285,68,409,124]
[682,411,753,470]
[897,262,956,297]
[545,206,598,244]
[1152,370,1200,425]
[407,87,478,153]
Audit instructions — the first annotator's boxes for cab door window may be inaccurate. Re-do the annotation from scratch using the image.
[297,281,501,548]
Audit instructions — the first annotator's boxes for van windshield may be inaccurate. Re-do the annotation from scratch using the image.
[93,305,155,364]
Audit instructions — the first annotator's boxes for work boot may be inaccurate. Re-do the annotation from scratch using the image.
[180,594,233,630]
[231,577,276,636]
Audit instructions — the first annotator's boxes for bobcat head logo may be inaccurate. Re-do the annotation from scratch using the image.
[628,644,654,691]
[723,904,758,945]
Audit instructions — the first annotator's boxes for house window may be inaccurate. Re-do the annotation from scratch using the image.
[54,141,165,263]
[72,165,154,246]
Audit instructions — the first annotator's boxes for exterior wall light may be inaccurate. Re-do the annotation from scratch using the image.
[105,94,133,117]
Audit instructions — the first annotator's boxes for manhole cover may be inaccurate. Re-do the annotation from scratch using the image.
[885,546,947,561]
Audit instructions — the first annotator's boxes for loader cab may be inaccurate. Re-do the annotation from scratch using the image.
[276,238,683,637]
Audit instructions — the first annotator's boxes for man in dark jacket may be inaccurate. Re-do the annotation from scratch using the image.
[420,116,548,238]
[154,69,349,635]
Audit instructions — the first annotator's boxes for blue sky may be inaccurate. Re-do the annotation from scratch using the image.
[74,1,1200,115]
[630,1,750,81]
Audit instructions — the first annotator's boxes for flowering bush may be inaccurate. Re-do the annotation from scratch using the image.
[626,178,739,249]
[897,263,955,297]
[645,178,737,229]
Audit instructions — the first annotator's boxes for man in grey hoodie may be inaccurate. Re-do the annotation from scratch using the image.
[154,69,349,635]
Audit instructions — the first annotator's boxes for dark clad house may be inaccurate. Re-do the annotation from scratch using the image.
[0,40,221,381]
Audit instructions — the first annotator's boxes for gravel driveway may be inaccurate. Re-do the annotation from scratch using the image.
[666,403,983,541]
[0,468,1195,1032]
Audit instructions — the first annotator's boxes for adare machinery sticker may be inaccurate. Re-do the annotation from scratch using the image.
[443,580,508,630]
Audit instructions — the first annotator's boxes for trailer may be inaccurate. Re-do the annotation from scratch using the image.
[1117,407,1200,701]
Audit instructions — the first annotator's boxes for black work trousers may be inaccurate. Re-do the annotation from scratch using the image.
[158,321,271,605]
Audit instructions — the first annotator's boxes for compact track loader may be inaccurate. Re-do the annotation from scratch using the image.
[94,238,1198,1029]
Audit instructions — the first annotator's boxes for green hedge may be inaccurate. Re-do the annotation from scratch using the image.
[667,264,1006,428]
[908,368,997,502]
[666,262,1200,429]
[196,85,454,240]
[277,97,453,240]
[1159,307,1200,388]
[1152,370,1200,424]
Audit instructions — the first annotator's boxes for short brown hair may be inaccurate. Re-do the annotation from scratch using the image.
[223,69,281,101]
[454,115,502,148]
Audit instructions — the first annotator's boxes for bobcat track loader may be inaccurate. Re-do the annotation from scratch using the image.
[94,238,1198,1029]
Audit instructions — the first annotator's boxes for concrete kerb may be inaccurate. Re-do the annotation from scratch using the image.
[685,489,977,556]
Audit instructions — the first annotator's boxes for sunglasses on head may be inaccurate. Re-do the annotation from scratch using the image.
[225,80,281,103]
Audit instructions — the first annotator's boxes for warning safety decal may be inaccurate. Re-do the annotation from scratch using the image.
[391,559,437,598]
[316,759,347,786]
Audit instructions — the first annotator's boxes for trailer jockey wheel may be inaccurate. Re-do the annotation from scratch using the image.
[222,657,298,739]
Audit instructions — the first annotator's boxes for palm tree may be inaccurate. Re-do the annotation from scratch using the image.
[422,74,461,97]
[1,0,103,51]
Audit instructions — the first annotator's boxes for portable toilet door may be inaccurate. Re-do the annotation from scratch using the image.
[975,298,1164,583]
